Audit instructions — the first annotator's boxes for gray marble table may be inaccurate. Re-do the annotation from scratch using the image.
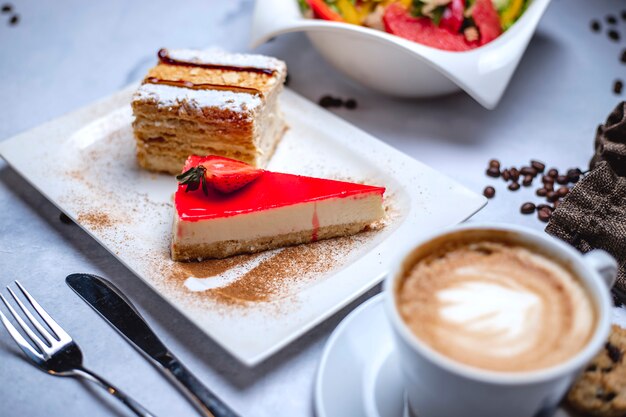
[0,0,623,416]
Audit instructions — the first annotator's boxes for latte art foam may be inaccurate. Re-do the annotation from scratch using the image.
[397,241,596,372]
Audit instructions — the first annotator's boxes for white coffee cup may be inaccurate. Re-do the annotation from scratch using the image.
[384,223,618,417]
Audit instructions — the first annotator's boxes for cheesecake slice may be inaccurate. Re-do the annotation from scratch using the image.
[131,48,287,174]
[171,155,386,261]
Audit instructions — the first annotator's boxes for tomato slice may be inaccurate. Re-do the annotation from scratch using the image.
[383,3,474,51]
[472,0,502,45]
[440,0,465,33]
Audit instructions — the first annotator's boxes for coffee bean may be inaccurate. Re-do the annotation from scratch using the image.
[486,167,500,178]
[489,159,500,169]
[547,168,558,178]
[510,168,520,181]
[621,49,626,64]
[59,212,74,225]
[591,20,601,32]
[553,201,560,209]
[537,204,552,211]
[483,186,495,199]
[538,207,552,223]
[1,4,11,13]
[521,202,535,214]
[522,175,533,186]
[623,10,626,21]
[567,168,581,183]
[545,182,554,192]
[614,80,624,94]
[609,30,621,42]
[607,15,618,25]
[345,98,357,110]
[319,95,335,108]
[331,97,344,107]
[547,191,559,202]
[542,175,555,185]
[530,160,545,173]
[557,186,569,198]
[556,175,569,185]
[8,13,17,25]
[520,166,537,176]
[536,188,548,197]
[508,182,520,191]
[501,170,511,181]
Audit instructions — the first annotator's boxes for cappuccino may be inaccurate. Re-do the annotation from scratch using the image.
[396,235,596,372]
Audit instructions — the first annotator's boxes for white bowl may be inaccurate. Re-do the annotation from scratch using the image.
[250,0,551,109]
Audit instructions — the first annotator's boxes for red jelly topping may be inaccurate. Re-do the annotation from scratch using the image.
[175,156,385,222]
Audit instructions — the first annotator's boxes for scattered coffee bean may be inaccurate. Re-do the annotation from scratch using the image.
[538,207,552,223]
[8,13,17,25]
[547,191,558,202]
[556,175,569,185]
[508,182,520,191]
[542,175,555,185]
[1,3,11,13]
[553,200,560,209]
[522,175,533,186]
[510,168,520,181]
[489,159,500,169]
[319,95,335,108]
[607,15,618,25]
[591,20,601,32]
[345,98,357,110]
[614,79,624,94]
[520,166,537,176]
[623,10,626,21]
[557,186,569,198]
[547,168,558,177]
[483,186,495,199]
[486,167,500,178]
[545,182,554,192]
[59,212,74,225]
[621,49,626,64]
[521,202,535,214]
[537,204,552,211]
[530,160,545,173]
[501,170,511,181]
[536,188,547,197]
[609,30,621,42]
[567,169,581,183]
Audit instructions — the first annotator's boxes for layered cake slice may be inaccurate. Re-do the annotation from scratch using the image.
[171,155,386,261]
[131,48,287,174]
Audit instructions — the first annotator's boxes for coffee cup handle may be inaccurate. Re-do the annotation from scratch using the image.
[584,250,618,288]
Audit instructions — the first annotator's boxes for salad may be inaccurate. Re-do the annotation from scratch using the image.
[298,0,529,51]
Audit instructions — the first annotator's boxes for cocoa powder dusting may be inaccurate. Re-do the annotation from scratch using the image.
[77,211,114,230]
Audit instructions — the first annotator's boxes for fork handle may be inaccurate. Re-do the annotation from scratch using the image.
[73,367,157,417]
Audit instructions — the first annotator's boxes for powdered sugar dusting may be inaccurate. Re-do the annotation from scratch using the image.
[134,83,262,114]
[167,48,286,74]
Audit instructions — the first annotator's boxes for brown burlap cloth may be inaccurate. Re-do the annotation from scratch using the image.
[546,102,626,295]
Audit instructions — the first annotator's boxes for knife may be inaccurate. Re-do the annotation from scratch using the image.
[66,273,240,417]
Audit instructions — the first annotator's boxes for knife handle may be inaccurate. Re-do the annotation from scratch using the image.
[163,357,240,417]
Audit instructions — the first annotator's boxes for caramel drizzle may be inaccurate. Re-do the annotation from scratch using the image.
[157,48,275,76]
[143,77,262,95]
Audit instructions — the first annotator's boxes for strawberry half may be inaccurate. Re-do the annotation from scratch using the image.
[176,155,264,194]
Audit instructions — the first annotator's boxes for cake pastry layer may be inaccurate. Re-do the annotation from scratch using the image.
[131,49,288,174]
[171,156,386,261]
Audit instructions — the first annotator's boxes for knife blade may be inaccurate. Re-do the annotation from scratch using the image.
[66,273,239,417]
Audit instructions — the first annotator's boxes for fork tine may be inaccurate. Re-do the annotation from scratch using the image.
[7,287,56,344]
[14,281,69,342]
[0,308,44,363]
[0,294,49,354]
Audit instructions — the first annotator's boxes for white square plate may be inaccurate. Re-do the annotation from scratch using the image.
[0,87,486,365]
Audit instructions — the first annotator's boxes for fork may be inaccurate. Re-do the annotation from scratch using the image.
[0,281,156,417]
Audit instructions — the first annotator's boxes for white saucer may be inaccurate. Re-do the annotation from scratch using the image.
[315,294,572,417]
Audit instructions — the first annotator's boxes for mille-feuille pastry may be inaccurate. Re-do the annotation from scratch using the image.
[131,48,287,174]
